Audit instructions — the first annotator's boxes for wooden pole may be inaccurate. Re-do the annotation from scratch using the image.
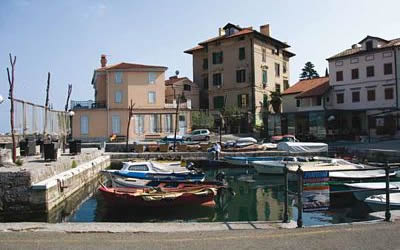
[63,84,72,153]
[7,53,17,163]
[43,72,51,135]
[126,100,135,151]
[64,84,72,112]
[173,96,181,152]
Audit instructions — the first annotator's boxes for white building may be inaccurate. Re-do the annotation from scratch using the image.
[326,36,400,139]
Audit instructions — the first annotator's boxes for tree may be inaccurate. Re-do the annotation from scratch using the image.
[299,62,319,80]
[325,67,329,77]
[191,111,214,130]
[270,91,282,114]
[125,100,135,151]
[43,72,51,135]
[6,53,17,163]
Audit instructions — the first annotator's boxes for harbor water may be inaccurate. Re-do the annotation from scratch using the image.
[57,167,378,226]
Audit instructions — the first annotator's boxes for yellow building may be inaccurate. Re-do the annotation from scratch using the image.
[185,23,295,134]
[71,55,192,142]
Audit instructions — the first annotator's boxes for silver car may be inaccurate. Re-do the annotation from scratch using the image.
[184,129,211,141]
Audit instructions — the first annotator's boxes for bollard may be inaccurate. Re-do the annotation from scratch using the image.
[385,162,391,222]
[283,165,289,223]
[297,164,303,228]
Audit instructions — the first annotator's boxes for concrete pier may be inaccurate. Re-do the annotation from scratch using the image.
[0,149,109,219]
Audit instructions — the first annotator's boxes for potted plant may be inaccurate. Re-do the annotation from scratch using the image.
[270,91,282,113]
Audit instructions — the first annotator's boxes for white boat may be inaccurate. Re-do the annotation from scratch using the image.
[277,142,328,153]
[365,193,400,211]
[329,168,395,180]
[224,156,283,166]
[235,137,257,148]
[252,156,334,175]
[344,182,400,201]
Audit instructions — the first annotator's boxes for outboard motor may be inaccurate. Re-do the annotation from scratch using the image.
[186,162,195,171]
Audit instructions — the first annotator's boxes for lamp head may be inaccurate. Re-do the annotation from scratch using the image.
[68,110,75,117]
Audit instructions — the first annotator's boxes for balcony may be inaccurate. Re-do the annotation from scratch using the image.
[71,100,106,110]
[164,99,192,109]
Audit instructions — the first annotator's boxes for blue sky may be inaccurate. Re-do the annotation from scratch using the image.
[0,0,399,132]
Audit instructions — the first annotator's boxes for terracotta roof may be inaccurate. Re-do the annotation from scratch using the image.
[96,62,167,71]
[184,45,205,54]
[165,77,191,86]
[198,28,254,45]
[296,81,330,99]
[282,77,329,96]
[327,37,400,60]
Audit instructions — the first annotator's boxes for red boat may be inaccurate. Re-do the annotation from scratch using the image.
[99,183,222,208]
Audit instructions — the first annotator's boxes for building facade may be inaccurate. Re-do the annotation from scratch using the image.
[165,76,199,110]
[327,36,400,139]
[282,77,330,140]
[185,23,294,134]
[71,55,192,142]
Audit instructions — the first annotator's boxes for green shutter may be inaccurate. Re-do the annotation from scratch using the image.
[212,53,216,64]
[220,52,223,63]
[245,94,249,107]
[237,95,242,108]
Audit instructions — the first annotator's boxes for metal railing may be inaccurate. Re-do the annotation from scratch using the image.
[283,162,400,228]
[71,100,106,110]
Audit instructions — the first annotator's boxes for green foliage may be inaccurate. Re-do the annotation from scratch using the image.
[15,158,23,166]
[222,106,242,127]
[71,160,77,168]
[191,111,214,130]
[300,61,320,80]
[270,91,282,113]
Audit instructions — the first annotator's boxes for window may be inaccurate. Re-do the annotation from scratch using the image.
[384,63,393,75]
[115,72,123,84]
[114,91,122,103]
[283,80,289,90]
[212,51,223,64]
[262,48,266,62]
[275,63,280,77]
[275,84,281,93]
[203,76,209,89]
[239,47,245,60]
[148,72,157,84]
[316,97,322,106]
[134,115,144,134]
[80,115,88,135]
[184,84,191,91]
[367,89,375,101]
[263,94,268,107]
[366,66,374,77]
[351,68,359,80]
[112,115,120,134]
[128,165,149,171]
[352,91,360,103]
[283,62,287,74]
[164,114,173,133]
[213,73,222,86]
[148,91,156,104]
[336,93,344,104]
[385,88,394,100]
[237,94,249,108]
[203,58,208,70]
[236,69,246,83]
[149,114,159,133]
[262,70,268,84]
[336,71,343,81]
[366,40,373,51]
[296,99,300,107]
[213,96,224,109]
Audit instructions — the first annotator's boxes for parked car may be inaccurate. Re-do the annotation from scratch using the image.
[183,129,211,141]
[160,134,184,144]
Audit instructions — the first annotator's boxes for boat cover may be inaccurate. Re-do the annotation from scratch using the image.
[277,142,328,153]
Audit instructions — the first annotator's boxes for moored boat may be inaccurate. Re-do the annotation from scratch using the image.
[98,183,221,207]
[365,193,400,211]
[344,182,400,201]
[224,156,283,166]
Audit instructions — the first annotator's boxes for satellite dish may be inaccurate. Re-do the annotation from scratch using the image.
[0,95,4,104]
[175,70,180,76]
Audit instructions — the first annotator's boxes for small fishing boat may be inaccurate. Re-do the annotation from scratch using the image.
[98,183,221,207]
[329,169,396,181]
[344,182,400,201]
[103,161,206,182]
[364,193,400,211]
[224,156,283,166]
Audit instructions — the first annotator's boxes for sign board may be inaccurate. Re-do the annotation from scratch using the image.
[303,171,330,212]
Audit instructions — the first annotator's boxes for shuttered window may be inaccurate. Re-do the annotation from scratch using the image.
[115,91,122,103]
[134,115,144,134]
[112,115,121,134]
[80,115,89,135]
[115,72,123,84]
[213,96,225,109]
[148,72,157,84]
[237,94,249,108]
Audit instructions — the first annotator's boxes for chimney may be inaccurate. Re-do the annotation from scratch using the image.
[218,27,225,36]
[260,24,270,36]
[100,54,107,68]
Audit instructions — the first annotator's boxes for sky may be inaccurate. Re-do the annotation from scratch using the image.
[0,0,399,132]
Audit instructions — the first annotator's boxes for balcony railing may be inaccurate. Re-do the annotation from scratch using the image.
[71,100,106,110]
[164,99,192,109]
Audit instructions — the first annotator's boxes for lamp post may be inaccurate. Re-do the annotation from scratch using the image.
[68,110,75,141]
[0,95,4,104]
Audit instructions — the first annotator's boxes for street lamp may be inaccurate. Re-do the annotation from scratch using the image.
[68,110,75,140]
[0,95,4,104]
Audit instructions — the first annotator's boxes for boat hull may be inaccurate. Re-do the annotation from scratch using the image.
[365,193,400,212]
[99,186,217,208]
